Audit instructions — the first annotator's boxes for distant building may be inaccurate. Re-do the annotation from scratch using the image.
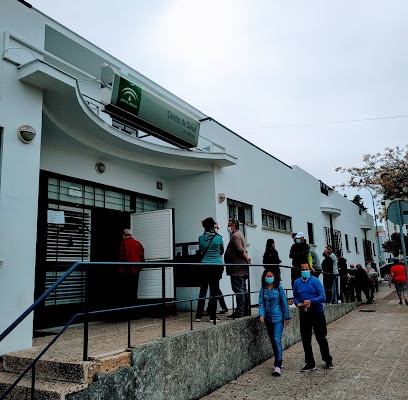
[0,0,377,354]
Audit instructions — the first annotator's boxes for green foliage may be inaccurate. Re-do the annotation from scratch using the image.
[382,232,408,257]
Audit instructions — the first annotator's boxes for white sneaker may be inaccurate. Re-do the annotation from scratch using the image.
[195,318,202,322]
[209,318,220,323]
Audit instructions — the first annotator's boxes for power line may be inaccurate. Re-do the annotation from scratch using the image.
[237,114,408,130]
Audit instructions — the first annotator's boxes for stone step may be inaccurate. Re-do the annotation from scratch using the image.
[2,354,92,384]
[0,350,132,399]
[0,371,87,400]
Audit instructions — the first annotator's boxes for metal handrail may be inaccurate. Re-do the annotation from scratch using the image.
[0,261,296,399]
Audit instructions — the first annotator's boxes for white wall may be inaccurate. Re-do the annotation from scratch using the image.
[0,0,47,353]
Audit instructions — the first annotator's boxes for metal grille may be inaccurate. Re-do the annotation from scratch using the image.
[46,205,91,262]
[44,270,86,306]
[324,227,343,254]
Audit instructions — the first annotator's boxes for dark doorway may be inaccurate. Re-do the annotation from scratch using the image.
[88,209,130,314]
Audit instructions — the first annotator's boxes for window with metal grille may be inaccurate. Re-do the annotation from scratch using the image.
[48,177,165,212]
[324,227,343,254]
[228,199,253,224]
[261,209,292,232]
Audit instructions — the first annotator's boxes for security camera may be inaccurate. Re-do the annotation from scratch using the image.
[17,125,36,143]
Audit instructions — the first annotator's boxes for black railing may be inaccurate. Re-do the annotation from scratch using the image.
[0,262,293,399]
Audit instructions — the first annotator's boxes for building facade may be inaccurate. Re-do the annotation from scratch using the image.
[0,0,377,354]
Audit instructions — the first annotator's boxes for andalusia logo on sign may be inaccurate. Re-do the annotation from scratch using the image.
[117,77,142,115]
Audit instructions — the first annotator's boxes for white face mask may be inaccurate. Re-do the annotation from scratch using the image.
[227,227,233,234]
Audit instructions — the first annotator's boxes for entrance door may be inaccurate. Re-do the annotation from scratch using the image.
[88,208,130,313]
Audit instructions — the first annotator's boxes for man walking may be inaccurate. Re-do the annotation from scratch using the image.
[224,219,251,318]
[293,263,333,371]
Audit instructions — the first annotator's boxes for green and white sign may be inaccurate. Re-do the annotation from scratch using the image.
[108,70,200,148]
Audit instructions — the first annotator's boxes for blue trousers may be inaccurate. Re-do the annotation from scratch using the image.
[265,319,284,367]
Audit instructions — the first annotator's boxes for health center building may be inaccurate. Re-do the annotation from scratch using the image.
[0,0,377,354]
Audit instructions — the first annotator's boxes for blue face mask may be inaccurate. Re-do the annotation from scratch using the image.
[301,270,311,279]
[295,239,301,244]
[265,277,274,285]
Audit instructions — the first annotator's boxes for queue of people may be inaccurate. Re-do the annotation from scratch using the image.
[118,224,408,377]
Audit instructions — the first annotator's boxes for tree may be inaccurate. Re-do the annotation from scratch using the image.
[383,232,408,257]
[335,145,408,201]
[351,194,367,211]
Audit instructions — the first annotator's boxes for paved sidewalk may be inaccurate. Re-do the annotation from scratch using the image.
[200,281,408,400]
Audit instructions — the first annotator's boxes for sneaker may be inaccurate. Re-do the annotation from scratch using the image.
[195,318,202,322]
[325,362,334,369]
[399,300,403,305]
[272,366,282,376]
[218,308,229,314]
[209,318,220,323]
[301,364,317,372]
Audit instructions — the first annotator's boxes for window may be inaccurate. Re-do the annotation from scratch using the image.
[354,237,359,253]
[262,209,292,232]
[307,222,314,245]
[320,181,330,196]
[345,234,350,251]
[324,227,343,254]
[228,199,253,236]
[363,239,373,262]
[228,199,253,224]
[48,176,165,212]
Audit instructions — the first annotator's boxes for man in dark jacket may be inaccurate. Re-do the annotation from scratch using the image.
[225,219,251,318]
[289,232,312,288]
[355,263,371,304]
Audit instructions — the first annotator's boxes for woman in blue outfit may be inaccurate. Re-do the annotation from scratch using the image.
[258,268,291,376]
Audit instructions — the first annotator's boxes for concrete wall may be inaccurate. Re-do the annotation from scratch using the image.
[66,303,356,400]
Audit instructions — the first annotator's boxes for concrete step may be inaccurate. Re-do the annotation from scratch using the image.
[0,350,132,399]
[0,371,87,400]
[2,350,131,384]
[2,354,92,384]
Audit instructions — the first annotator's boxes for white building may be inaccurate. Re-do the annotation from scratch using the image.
[0,0,377,354]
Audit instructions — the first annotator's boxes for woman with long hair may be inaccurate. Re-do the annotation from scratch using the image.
[258,268,290,376]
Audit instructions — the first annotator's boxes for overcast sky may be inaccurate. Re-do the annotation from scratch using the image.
[30,0,408,215]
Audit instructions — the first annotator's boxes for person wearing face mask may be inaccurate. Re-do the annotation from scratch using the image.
[225,219,251,318]
[293,263,333,372]
[289,232,313,288]
[258,269,290,376]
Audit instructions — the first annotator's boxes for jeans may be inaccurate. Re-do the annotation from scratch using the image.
[331,277,338,304]
[196,276,221,319]
[265,320,284,367]
[230,275,248,316]
[299,311,332,366]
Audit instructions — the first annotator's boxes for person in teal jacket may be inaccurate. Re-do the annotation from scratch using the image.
[195,217,224,322]
[258,268,290,376]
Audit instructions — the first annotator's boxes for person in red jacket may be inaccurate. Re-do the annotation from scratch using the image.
[388,259,408,305]
[117,229,145,317]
